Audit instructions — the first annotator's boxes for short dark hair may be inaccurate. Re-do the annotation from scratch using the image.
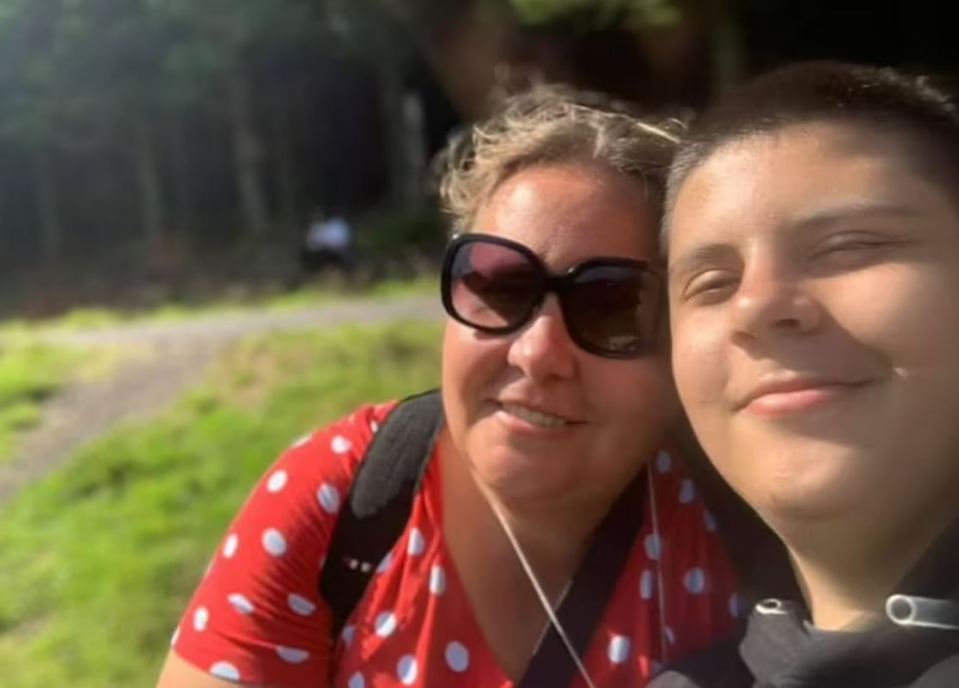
[664,61,959,237]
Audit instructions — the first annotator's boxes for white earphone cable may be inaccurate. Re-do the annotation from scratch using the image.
[487,464,668,685]
[646,467,670,664]
[487,498,599,688]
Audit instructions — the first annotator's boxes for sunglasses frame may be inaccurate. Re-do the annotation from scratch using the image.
[440,232,665,359]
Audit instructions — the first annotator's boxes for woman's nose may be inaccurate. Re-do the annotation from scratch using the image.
[507,295,578,381]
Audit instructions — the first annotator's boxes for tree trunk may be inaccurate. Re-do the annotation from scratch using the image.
[271,98,299,234]
[376,64,410,209]
[378,0,511,118]
[167,111,197,234]
[710,0,745,94]
[31,143,62,262]
[133,114,165,244]
[226,69,270,238]
[400,91,427,209]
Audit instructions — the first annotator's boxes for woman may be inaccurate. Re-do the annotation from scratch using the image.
[658,62,959,686]
[156,87,738,688]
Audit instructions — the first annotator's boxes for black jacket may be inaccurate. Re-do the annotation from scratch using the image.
[649,521,959,688]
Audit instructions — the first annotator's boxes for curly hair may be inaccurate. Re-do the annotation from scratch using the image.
[437,85,684,233]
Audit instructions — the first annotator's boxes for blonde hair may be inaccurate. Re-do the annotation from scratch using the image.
[438,85,684,233]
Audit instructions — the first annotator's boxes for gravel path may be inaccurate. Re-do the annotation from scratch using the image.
[0,295,442,504]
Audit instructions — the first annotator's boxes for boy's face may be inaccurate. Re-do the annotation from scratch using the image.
[667,121,959,534]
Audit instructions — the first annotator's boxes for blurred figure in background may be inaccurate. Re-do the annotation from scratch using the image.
[299,209,355,278]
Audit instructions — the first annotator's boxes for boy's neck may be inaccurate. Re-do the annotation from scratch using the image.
[784,506,957,631]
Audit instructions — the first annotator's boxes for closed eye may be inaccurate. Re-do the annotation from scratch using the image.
[818,238,888,253]
[811,233,910,271]
[681,270,739,304]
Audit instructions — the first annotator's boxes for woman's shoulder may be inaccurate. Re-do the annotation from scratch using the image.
[284,401,400,477]
[169,400,405,686]
[230,401,402,519]
[232,400,405,545]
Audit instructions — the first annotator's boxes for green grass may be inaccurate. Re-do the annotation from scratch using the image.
[0,341,85,459]
[0,277,439,335]
[0,322,442,688]
[262,275,437,312]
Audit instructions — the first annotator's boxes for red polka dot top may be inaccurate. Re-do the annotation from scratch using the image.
[173,402,741,687]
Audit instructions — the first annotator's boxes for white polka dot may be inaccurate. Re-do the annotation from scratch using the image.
[210,661,240,681]
[193,607,209,632]
[267,470,288,493]
[376,551,393,574]
[729,592,744,618]
[397,655,418,685]
[640,569,655,600]
[656,451,672,473]
[375,611,398,637]
[679,479,697,504]
[608,634,631,664]
[262,528,287,557]
[228,593,255,615]
[684,567,707,594]
[704,509,718,532]
[371,420,380,433]
[644,533,663,560]
[665,626,676,645]
[429,564,447,595]
[348,672,366,688]
[408,528,426,556]
[223,534,239,559]
[288,593,316,616]
[331,435,353,454]
[170,626,180,647]
[317,483,341,514]
[277,646,310,664]
[342,624,356,647]
[291,433,312,449]
[446,641,470,672]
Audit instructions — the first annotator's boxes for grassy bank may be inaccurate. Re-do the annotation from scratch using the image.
[0,322,441,687]
[0,340,87,460]
[0,276,438,334]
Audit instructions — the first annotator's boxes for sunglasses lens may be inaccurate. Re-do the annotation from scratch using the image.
[446,239,540,331]
[565,265,661,356]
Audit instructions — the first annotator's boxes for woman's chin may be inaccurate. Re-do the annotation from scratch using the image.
[469,449,581,506]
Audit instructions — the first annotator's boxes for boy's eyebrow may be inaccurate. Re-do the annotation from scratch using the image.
[668,243,734,283]
[785,201,921,231]
[668,202,921,282]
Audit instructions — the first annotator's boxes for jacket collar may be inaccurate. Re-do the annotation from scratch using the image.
[739,518,959,686]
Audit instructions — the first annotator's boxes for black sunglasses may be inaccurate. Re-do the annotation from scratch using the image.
[441,233,664,359]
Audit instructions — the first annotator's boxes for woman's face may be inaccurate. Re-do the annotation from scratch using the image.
[441,162,679,508]
[668,121,959,531]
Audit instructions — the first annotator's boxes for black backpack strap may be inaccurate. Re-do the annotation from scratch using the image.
[519,470,649,688]
[319,389,444,638]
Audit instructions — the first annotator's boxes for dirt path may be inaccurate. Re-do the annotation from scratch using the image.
[0,295,442,504]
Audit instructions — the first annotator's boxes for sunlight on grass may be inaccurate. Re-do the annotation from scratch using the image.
[0,322,441,687]
[0,341,88,460]
[0,277,439,335]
